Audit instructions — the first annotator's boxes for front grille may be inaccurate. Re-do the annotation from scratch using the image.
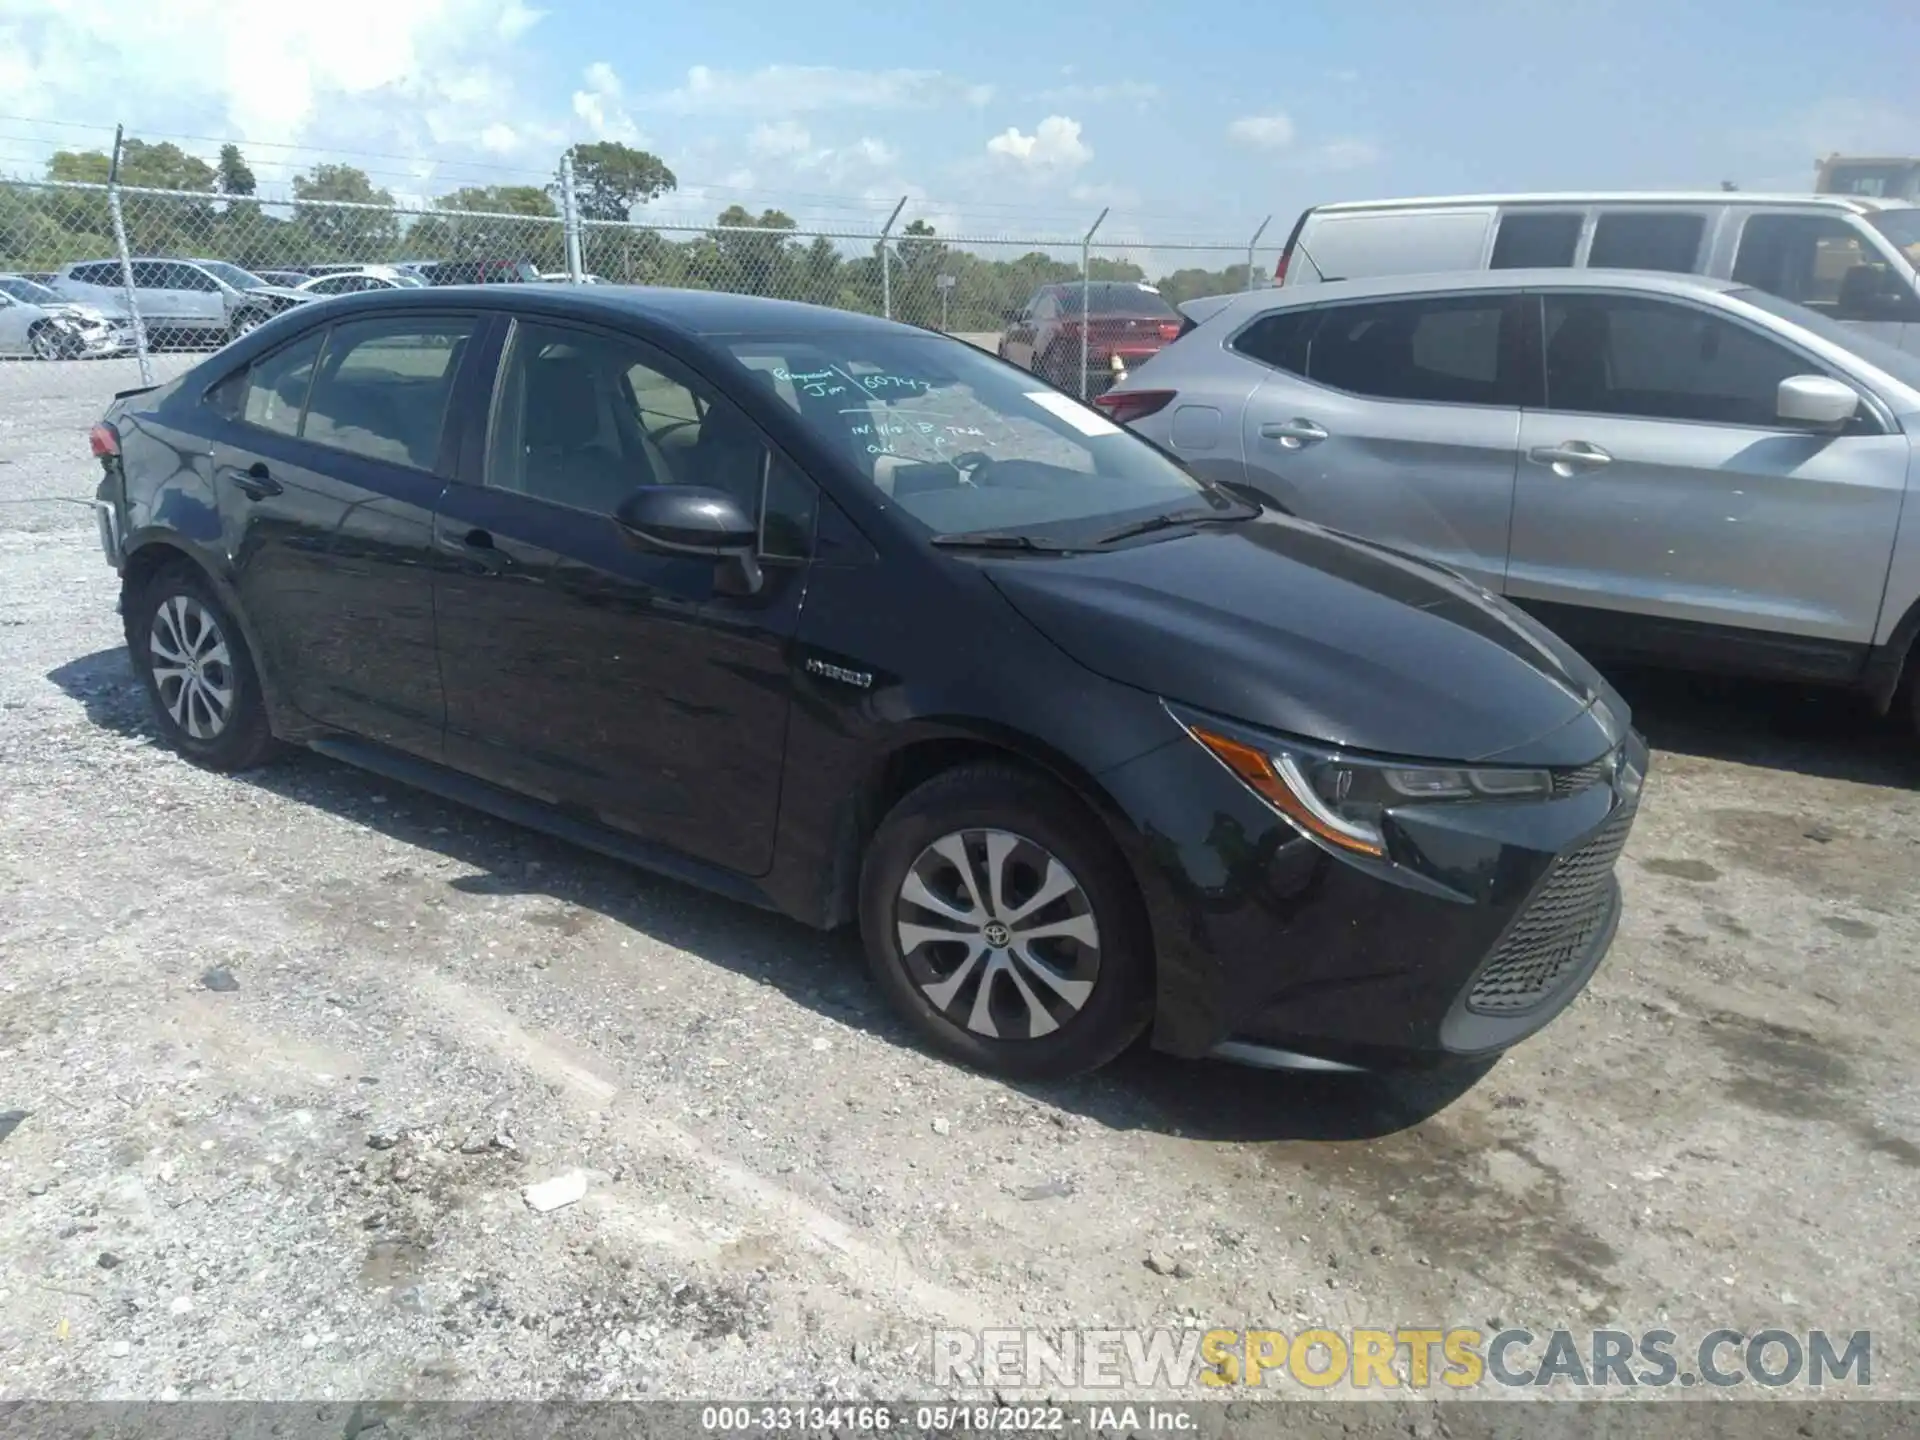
[1552,754,1614,796]
[1467,800,1636,1015]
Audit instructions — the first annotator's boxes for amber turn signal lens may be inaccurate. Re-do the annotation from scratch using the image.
[1184,724,1387,858]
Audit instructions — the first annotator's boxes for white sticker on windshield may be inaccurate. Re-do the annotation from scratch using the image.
[1024,391,1122,436]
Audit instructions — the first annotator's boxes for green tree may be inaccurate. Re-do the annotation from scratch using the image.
[292,163,400,260]
[428,186,561,267]
[216,144,256,197]
[891,219,950,328]
[557,141,677,221]
[1154,264,1253,307]
[707,205,795,296]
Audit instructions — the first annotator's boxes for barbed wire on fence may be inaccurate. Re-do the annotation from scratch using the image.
[0,175,1280,399]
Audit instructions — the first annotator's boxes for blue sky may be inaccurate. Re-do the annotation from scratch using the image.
[2,0,1915,250]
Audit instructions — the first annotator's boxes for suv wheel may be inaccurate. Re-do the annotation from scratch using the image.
[859,764,1152,1079]
[130,562,278,771]
[28,322,68,361]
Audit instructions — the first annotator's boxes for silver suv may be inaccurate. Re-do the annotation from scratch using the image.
[1101,268,1920,733]
[51,258,312,345]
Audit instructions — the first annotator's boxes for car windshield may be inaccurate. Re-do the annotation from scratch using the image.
[1868,209,1920,268]
[196,260,266,290]
[1060,283,1178,318]
[1734,286,1920,396]
[725,330,1227,542]
[0,277,60,304]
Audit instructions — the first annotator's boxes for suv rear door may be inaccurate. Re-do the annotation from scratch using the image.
[1505,287,1907,675]
[1237,289,1528,589]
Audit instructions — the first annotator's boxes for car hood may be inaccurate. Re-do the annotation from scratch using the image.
[46,301,126,323]
[985,514,1626,765]
[252,286,315,303]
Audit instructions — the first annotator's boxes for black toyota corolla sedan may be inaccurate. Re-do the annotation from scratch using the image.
[88,285,1647,1079]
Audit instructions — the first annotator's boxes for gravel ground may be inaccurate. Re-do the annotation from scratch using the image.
[2,360,1918,1411]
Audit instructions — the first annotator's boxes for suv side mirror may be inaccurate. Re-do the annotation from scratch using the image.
[612,485,762,595]
[1776,374,1859,428]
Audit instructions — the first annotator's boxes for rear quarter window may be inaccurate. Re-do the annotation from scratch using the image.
[1587,212,1707,273]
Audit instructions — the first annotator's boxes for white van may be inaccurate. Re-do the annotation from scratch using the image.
[1273,192,1920,353]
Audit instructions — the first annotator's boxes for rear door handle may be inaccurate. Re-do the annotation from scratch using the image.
[1260,418,1329,448]
[231,461,282,500]
[1529,441,1613,473]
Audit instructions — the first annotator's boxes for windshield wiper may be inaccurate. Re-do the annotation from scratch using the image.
[929,530,1075,553]
[1093,503,1253,547]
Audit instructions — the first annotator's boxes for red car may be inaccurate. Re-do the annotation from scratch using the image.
[997,281,1184,396]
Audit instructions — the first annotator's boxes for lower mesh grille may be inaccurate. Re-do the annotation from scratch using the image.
[1467,801,1635,1015]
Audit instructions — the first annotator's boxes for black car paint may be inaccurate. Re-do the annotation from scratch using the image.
[100,284,1642,1067]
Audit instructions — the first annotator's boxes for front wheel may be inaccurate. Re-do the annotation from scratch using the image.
[859,764,1152,1079]
[129,562,279,771]
[227,309,269,343]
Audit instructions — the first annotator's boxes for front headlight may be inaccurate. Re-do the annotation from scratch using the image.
[1180,718,1552,858]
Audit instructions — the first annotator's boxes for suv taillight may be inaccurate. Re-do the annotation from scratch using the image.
[88,422,120,459]
[1274,249,1292,285]
[1091,389,1176,426]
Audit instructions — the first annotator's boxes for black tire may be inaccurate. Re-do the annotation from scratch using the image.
[28,322,64,361]
[129,560,279,771]
[227,310,269,344]
[858,763,1153,1079]
[1036,343,1074,392]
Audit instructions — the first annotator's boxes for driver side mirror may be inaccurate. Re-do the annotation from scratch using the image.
[1776,375,1860,428]
[612,485,763,595]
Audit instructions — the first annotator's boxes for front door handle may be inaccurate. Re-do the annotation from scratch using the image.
[1529,441,1613,474]
[231,461,282,500]
[1260,418,1330,448]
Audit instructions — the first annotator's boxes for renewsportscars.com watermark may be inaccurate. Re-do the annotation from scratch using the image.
[933,1327,1873,1392]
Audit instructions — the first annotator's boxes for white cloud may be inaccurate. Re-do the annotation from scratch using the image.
[479,122,521,153]
[644,64,992,115]
[847,138,898,169]
[748,120,811,159]
[0,0,550,183]
[986,115,1092,170]
[1227,113,1295,149]
[571,62,645,146]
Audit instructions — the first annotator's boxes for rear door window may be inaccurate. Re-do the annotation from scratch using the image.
[1587,212,1707,273]
[242,330,325,437]
[1305,295,1518,405]
[1491,213,1585,269]
[301,317,475,470]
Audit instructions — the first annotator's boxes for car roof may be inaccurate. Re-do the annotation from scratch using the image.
[304,283,919,340]
[1309,191,1917,216]
[1231,268,1744,308]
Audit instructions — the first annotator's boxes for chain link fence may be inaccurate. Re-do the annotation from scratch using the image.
[0,176,1273,473]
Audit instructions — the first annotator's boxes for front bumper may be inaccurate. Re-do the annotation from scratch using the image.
[1103,725,1649,1069]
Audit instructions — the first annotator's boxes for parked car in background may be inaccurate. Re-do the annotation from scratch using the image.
[297,264,425,288]
[538,271,608,284]
[1100,268,1920,732]
[256,269,317,288]
[87,285,1644,1080]
[997,281,1184,395]
[293,271,418,296]
[18,272,56,286]
[0,273,132,359]
[52,258,313,346]
[416,259,539,285]
[1270,192,1920,354]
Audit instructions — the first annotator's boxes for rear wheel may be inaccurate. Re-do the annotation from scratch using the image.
[859,764,1152,1079]
[28,322,65,361]
[129,562,279,771]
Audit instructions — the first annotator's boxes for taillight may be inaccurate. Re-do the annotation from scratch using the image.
[1091,389,1176,426]
[1157,322,1181,342]
[88,422,120,459]
[1274,249,1292,284]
